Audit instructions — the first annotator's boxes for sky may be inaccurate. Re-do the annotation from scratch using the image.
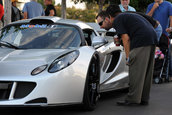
[55,0,86,9]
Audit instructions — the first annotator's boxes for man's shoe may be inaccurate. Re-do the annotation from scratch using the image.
[116,101,139,106]
[140,101,149,105]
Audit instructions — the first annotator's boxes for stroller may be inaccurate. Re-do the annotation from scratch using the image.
[153,33,171,84]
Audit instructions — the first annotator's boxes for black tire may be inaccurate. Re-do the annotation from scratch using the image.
[83,55,100,111]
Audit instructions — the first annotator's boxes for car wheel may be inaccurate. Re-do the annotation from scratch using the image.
[83,55,100,111]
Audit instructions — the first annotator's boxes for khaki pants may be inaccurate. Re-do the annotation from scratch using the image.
[126,45,155,103]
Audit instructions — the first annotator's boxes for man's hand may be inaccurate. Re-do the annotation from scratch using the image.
[121,34,130,60]
[166,27,172,33]
[153,2,159,9]
[147,2,159,16]
[126,57,129,66]
[114,37,121,46]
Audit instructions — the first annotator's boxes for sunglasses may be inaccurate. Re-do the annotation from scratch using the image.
[98,20,104,26]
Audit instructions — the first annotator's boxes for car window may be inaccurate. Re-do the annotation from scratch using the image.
[83,29,97,46]
[0,24,81,49]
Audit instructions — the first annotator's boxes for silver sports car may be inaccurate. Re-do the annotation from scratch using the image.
[0,17,128,110]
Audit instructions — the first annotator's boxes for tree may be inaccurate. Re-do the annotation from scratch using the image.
[3,0,11,26]
[97,0,105,12]
[72,0,108,12]
[61,0,66,19]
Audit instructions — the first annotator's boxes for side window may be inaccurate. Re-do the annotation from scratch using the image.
[83,29,96,46]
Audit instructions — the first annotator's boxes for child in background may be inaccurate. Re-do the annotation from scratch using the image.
[155,47,164,59]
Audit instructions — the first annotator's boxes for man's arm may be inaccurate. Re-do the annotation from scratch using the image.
[147,3,159,16]
[23,12,27,19]
[170,16,172,27]
[166,16,172,32]
[121,34,130,58]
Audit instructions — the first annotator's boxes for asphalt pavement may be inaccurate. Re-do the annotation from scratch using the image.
[1,82,172,115]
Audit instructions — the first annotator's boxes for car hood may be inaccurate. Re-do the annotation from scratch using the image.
[0,48,76,76]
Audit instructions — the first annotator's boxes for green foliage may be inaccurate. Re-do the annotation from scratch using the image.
[55,6,97,22]
[129,0,154,12]
[72,0,109,4]
[72,0,172,13]
[72,0,96,4]
[37,0,55,9]
[37,0,44,8]
[53,0,172,22]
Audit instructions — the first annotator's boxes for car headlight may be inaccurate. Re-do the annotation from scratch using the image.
[31,64,48,75]
[48,50,79,73]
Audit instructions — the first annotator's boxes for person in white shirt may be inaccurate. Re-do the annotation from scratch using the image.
[119,0,136,12]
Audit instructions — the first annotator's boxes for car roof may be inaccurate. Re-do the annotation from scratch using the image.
[10,16,93,30]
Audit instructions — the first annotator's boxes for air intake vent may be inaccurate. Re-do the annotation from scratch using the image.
[25,98,47,104]
[0,82,13,100]
[14,82,36,99]
[107,51,120,73]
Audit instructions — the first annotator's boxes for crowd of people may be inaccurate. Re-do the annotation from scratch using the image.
[0,0,57,26]
[96,0,172,106]
[11,0,56,21]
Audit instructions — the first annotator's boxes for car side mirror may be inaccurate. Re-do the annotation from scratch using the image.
[92,36,108,49]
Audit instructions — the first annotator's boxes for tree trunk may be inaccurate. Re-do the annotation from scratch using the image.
[4,0,11,26]
[61,0,66,19]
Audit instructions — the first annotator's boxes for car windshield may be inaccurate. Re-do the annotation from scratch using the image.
[0,24,81,49]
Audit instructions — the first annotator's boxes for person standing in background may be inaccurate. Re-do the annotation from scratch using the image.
[11,0,23,22]
[119,0,136,12]
[0,0,4,28]
[146,0,172,36]
[44,0,56,16]
[22,0,45,19]
[146,0,172,79]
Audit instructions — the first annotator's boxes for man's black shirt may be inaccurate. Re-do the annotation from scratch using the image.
[113,12,158,50]
[126,11,157,28]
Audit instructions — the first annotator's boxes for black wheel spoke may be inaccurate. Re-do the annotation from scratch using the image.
[89,83,97,104]
[83,55,100,111]
[88,63,98,105]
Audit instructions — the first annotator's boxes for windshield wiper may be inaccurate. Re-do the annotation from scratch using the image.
[0,41,20,49]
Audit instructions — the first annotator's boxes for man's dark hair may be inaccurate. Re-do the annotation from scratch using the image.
[96,10,110,19]
[106,4,121,17]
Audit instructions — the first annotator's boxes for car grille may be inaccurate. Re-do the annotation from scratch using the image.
[0,81,36,100]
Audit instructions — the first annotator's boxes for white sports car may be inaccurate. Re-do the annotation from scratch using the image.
[0,17,128,110]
